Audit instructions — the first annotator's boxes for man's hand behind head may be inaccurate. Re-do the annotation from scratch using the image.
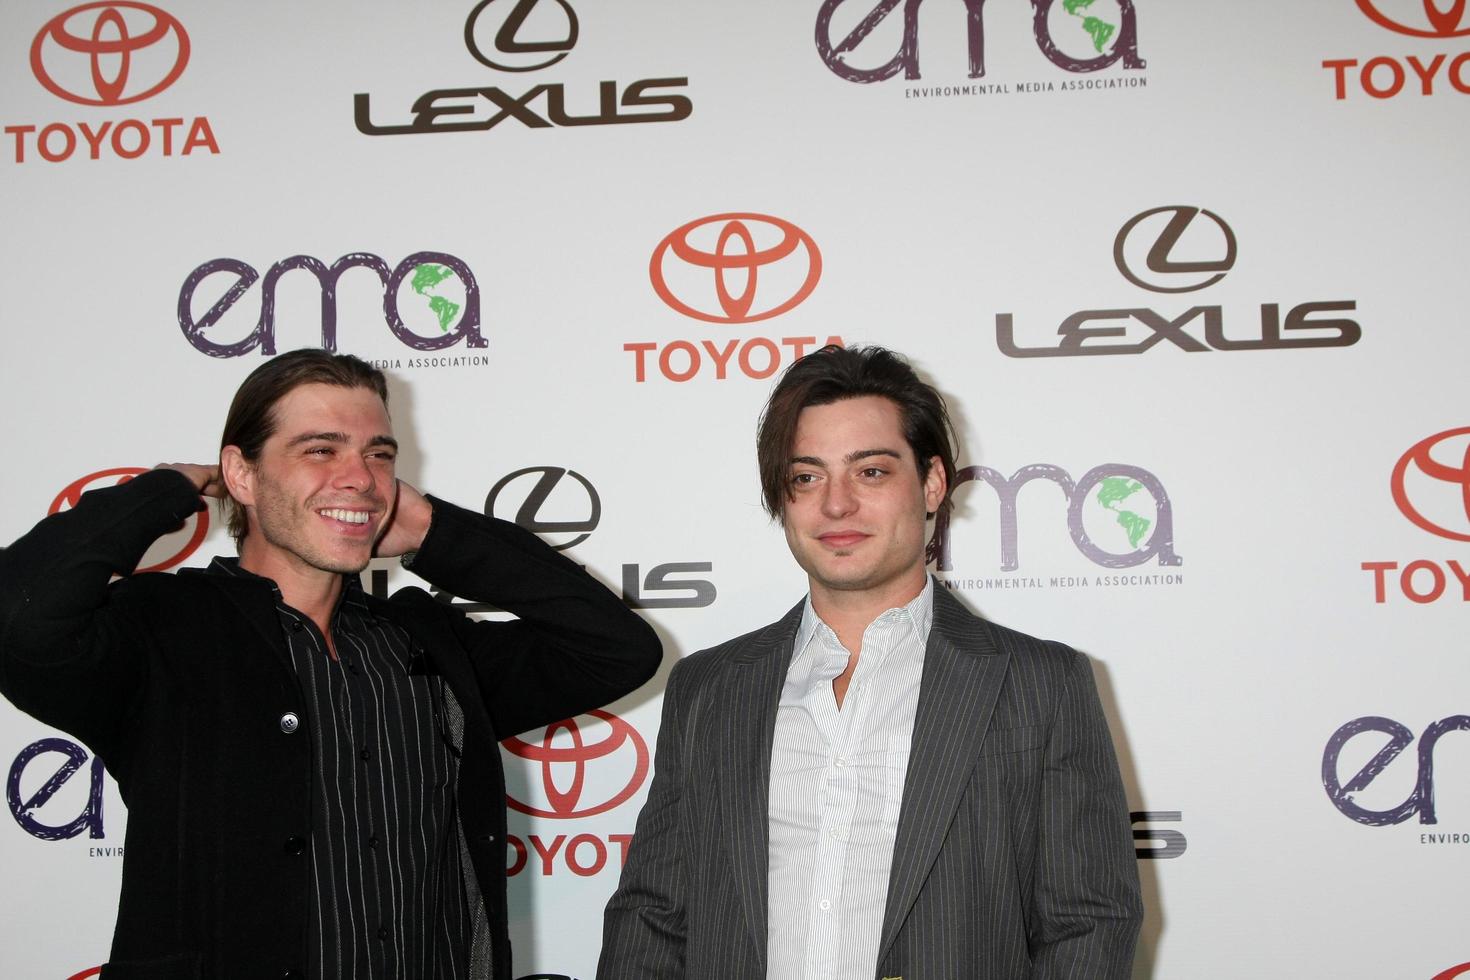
[153,463,225,499]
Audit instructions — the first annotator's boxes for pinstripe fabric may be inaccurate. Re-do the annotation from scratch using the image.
[600,581,1142,980]
[212,559,470,979]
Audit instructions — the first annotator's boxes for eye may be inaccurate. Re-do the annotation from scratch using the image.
[789,472,819,487]
[306,446,333,457]
[859,466,888,479]
[367,450,396,463]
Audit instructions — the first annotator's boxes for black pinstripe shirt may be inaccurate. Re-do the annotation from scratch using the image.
[211,558,471,979]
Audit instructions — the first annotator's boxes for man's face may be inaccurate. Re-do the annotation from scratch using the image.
[782,395,945,607]
[229,383,397,579]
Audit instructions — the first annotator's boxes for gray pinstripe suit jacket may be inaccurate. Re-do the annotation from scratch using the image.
[599,583,1142,979]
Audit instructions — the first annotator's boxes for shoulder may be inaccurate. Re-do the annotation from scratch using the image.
[933,585,1086,680]
[666,604,802,690]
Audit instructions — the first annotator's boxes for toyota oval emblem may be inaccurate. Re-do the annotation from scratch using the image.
[502,710,649,819]
[30,2,191,107]
[1391,426,1470,542]
[650,213,822,324]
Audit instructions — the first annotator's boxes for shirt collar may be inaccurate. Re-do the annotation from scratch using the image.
[792,576,935,669]
[206,556,375,620]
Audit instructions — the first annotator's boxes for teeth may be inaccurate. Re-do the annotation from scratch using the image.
[320,509,370,525]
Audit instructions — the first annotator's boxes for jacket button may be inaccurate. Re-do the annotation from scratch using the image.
[279,712,300,734]
[284,835,306,855]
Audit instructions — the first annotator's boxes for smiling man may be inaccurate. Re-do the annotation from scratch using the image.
[0,349,660,980]
[600,345,1142,980]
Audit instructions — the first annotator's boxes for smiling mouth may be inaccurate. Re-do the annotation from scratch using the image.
[319,508,373,526]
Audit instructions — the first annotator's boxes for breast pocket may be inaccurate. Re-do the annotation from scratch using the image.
[978,724,1045,757]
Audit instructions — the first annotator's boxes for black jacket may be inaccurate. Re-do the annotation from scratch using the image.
[0,468,661,980]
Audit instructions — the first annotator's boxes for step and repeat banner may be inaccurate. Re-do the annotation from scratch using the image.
[2,1,1467,977]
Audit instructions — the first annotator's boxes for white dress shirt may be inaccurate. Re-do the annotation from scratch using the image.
[766,580,934,980]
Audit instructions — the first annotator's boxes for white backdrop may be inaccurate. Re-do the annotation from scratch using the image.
[3,1,1468,978]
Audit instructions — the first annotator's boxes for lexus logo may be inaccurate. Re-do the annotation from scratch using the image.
[1113,206,1237,293]
[49,468,208,571]
[485,466,600,550]
[1356,0,1470,37]
[465,0,579,72]
[30,2,190,106]
[650,213,823,324]
[1392,426,1470,542]
[502,710,649,818]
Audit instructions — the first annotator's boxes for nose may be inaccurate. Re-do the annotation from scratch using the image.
[821,475,857,519]
[332,452,375,495]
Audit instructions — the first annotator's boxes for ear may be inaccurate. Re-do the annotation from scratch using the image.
[922,455,946,517]
[219,446,256,508]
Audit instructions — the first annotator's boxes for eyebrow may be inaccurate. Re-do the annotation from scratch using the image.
[789,448,903,467]
[287,431,399,451]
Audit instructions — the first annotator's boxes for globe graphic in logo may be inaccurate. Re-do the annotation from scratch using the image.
[398,263,466,337]
[1047,0,1123,56]
[1079,474,1159,557]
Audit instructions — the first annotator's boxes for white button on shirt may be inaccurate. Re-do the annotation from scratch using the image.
[766,580,933,980]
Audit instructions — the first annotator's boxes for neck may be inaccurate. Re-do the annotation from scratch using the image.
[237,544,346,636]
[809,569,928,658]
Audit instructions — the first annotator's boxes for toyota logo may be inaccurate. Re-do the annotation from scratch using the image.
[484,466,600,551]
[1113,206,1237,293]
[49,468,209,571]
[1391,426,1470,542]
[30,2,190,106]
[650,213,823,324]
[465,0,579,73]
[1356,0,1470,37]
[502,710,649,819]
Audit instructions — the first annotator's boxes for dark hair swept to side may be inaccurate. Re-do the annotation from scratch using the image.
[218,349,389,544]
[755,344,959,541]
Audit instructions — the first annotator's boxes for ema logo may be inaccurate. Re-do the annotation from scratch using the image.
[501,710,647,878]
[355,0,690,135]
[628,213,841,383]
[1322,714,1470,828]
[1323,0,1470,98]
[1434,965,1470,980]
[931,462,1182,586]
[997,205,1361,357]
[50,468,208,572]
[7,737,107,841]
[1361,426,1470,604]
[177,251,487,361]
[6,2,218,164]
[817,0,1146,97]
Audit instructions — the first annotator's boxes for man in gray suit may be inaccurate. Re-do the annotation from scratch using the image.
[600,345,1142,979]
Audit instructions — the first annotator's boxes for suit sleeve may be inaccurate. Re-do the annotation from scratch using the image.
[0,468,202,750]
[402,494,662,738]
[597,656,689,979]
[1030,647,1144,979]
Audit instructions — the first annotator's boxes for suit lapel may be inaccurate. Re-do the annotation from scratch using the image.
[717,601,803,972]
[877,585,1010,963]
